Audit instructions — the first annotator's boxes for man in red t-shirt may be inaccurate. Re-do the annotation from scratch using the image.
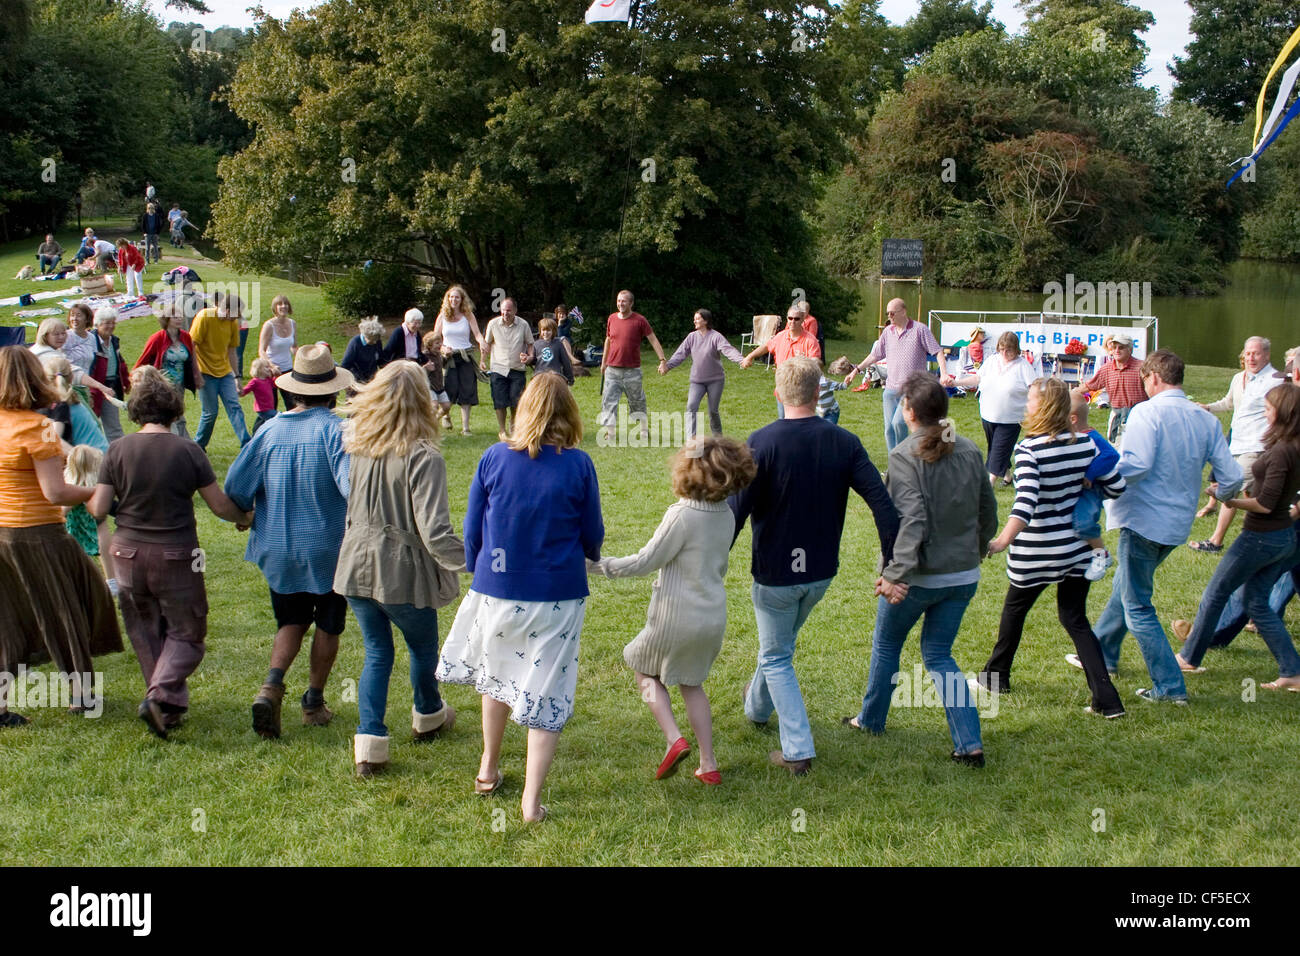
[599,289,666,436]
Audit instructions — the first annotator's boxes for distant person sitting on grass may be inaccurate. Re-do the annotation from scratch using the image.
[224,345,353,741]
[36,235,63,274]
[591,436,757,786]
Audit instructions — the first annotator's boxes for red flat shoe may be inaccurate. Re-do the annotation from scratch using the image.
[694,768,722,785]
[656,737,690,779]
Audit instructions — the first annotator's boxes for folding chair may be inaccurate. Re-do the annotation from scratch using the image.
[0,326,28,347]
[741,314,781,370]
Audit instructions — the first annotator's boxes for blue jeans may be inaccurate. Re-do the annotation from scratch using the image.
[857,583,982,754]
[882,388,908,451]
[1094,528,1187,700]
[1072,485,1102,540]
[348,597,445,737]
[1182,528,1300,674]
[1208,555,1298,648]
[745,578,833,761]
[195,373,251,449]
[236,327,249,378]
[38,254,62,272]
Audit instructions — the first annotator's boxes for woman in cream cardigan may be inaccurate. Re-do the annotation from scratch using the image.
[333,361,467,777]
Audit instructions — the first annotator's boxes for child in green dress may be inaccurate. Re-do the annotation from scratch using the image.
[63,444,103,558]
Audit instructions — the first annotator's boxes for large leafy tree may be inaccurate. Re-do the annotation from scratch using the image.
[1172,0,1300,124]
[212,0,858,338]
[898,0,1002,63]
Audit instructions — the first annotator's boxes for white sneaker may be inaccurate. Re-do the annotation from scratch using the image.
[1065,653,1083,670]
[1084,548,1113,581]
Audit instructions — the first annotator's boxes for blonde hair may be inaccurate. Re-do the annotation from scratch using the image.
[343,361,440,458]
[250,357,275,379]
[65,444,103,488]
[538,317,557,336]
[508,372,582,458]
[438,284,475,322]
[40,352,81,404]
[1022,377,1074,439]
[774,356,820,407]
[35,317,68,347]
[421,330,443,353]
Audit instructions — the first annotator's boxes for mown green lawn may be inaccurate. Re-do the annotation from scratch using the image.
[1,224,1295,865]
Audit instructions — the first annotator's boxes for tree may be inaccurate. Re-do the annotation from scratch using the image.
[1172,0,1300,123]
[898,0,1002,63]
[212,0,859,340]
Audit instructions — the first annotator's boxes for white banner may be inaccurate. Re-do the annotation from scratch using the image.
[939,322,1148,361]
[585,0,632,24]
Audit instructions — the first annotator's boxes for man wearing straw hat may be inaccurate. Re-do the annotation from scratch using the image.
[224,344,354,739]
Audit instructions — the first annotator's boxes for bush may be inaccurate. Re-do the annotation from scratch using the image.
[323,263,418,319]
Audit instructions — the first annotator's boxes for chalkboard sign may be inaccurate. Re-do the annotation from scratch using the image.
[881,239,924,278]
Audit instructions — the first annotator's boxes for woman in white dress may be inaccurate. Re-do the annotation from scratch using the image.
[437,373,603,822]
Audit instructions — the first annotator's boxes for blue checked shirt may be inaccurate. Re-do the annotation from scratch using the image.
[224,406,351,594]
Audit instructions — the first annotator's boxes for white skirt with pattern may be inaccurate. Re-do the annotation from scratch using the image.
[435,589,585,732]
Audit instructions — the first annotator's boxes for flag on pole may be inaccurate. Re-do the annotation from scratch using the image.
[567,306,585,325]
[585,0,631,25]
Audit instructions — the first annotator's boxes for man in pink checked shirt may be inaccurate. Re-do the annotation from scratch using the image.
[844,298,942,451]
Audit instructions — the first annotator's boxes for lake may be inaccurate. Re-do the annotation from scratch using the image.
[841,259,1300,368]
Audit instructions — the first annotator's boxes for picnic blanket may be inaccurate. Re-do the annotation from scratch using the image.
[0,286,80,307]
[13,308,63,318]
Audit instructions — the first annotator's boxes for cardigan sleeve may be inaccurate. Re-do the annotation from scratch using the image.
[880,452,924,583]
[599,504,688,578]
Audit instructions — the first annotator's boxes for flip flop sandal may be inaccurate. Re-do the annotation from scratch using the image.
[474,770,504,795]
[1260,680,1300,692]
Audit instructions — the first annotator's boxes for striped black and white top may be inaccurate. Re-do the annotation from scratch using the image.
[1006,431,1125,588]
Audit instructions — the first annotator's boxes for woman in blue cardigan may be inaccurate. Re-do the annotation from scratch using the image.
[437,373,603,823]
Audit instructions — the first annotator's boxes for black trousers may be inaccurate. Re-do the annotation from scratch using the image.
[982,575,1123,715]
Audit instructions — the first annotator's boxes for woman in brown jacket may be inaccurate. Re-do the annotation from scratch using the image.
[333,361,467,776]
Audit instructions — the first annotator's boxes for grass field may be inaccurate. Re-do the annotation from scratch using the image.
[2,223,1296,865]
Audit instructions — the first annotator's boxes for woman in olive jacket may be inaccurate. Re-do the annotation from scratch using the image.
[334,360,467,777]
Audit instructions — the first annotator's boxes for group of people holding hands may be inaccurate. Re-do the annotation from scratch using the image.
[1,279,1297,822]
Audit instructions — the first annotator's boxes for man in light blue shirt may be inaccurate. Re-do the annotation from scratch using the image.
[225,345,353,738]
[1093,350,1242,703]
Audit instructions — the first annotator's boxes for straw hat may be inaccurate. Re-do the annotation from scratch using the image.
[275,342,354,395]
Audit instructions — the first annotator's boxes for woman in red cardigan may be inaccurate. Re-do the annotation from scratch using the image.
[135,308,202,439]
[115,239,146,299]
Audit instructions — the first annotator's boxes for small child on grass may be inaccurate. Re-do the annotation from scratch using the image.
[241,358,277,433]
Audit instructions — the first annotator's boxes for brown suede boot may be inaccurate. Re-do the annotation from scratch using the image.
[301,690,333,727]
[252,682,285,739]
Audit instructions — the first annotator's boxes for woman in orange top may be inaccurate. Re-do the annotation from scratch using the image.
[0,347,121,726]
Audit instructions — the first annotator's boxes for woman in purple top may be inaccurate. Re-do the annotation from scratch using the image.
[661,309,746,438]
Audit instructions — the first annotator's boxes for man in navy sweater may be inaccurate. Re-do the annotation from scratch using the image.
[730,356,900,774]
